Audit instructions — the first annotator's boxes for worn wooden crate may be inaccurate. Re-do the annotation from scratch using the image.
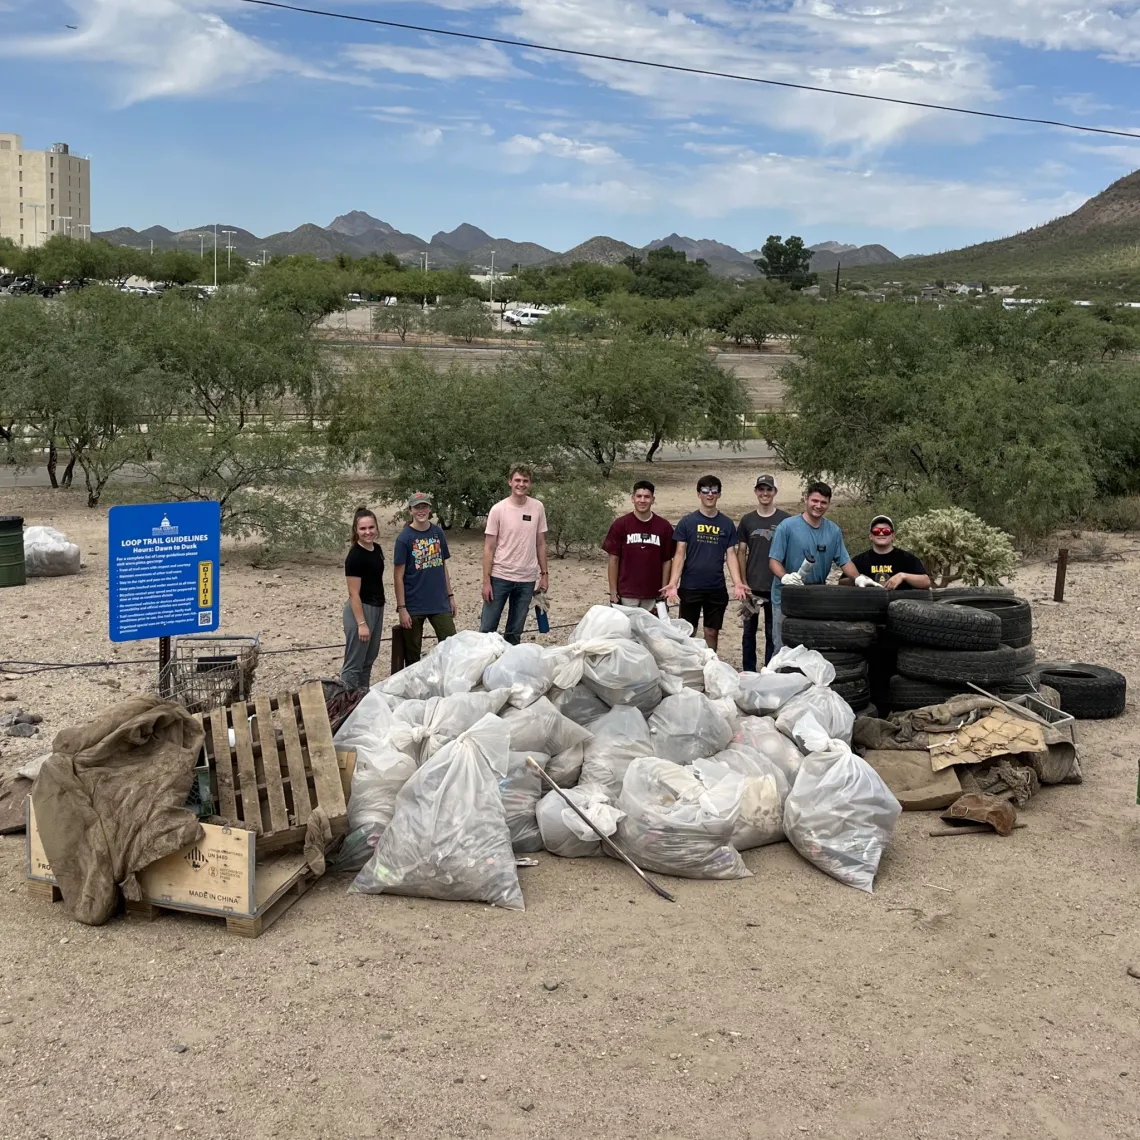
[25,681,347,938]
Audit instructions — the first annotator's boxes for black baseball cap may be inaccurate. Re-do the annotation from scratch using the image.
[755,474,778,490]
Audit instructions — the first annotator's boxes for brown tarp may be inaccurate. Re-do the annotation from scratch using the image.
[32,696,205,925]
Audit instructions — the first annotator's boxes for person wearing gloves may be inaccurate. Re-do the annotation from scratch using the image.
[662,474,749,652]
[341,506,385,691]
[851,515,932,589]
[736,473,790,669]
[393,492,458,664]
[768,481,869,651]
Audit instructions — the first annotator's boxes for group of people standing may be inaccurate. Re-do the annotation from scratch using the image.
[339,466,930,691]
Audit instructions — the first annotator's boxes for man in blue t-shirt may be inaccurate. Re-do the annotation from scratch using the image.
[768,481,875,650]
[393,492,458,664]
[662,474,748,651]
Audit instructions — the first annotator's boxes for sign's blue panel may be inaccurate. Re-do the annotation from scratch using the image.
[108,501,221,642]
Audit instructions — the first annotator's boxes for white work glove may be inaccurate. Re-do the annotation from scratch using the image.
[855,574,882,589]
[781,572,804,587]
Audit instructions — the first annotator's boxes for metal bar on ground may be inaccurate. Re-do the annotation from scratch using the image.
[525,755,676,903]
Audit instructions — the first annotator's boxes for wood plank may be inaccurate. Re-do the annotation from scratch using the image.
[297,682,347,821]
[277,691,312,827]
[136,823,255,917]
[27,880,62,904]
[209,709,238,824]
[254,697,290,834]
[228,867,314,938]
[336,748,357,802]
[230,703,264,833]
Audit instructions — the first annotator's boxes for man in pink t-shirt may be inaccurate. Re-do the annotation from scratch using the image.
[480,464,549,644]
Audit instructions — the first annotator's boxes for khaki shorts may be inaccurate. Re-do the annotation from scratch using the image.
[619,597,657,610]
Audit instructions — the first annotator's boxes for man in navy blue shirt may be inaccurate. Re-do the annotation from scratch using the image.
[663,475,748,651]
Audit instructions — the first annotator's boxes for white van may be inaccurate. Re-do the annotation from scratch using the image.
[504,307,548,327]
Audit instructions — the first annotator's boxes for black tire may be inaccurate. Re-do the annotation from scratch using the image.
[780,617,878,651]
[818,650,867,670]
[887,599,1002,651]
[834,678,871,707]
[1034,663,1126,719]
[941,596,1033,649]
[830,659,869,685]
[780,584,890,622]
[887,674,965,710]
[897,644,1036,686]
[931,586,1015,601]
[998,673,1039,697]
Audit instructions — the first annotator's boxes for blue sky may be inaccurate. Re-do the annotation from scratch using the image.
[3,0,1140,254]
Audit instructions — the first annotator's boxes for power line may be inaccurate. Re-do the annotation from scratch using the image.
[236,0,1140,141]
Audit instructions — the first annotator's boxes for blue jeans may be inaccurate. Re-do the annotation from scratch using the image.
[480,577,535,645]
[741,596,775,671]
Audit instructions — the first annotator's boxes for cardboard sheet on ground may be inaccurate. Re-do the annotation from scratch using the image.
[861,750,962,811]
[927,708,1046,771]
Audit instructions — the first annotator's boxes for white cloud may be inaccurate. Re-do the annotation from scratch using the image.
[501,132,620,163]
[413,126,445,146]
[344,41,517,80]
[541,180,654,209]
[0,0,333,103]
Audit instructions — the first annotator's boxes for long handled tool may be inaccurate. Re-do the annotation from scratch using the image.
[525,755,676,903]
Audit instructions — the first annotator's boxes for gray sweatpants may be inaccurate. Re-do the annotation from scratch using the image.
[341,601,384,690]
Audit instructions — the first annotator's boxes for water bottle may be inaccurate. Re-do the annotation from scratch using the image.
[534,592,550,634]
[655,601,669,620]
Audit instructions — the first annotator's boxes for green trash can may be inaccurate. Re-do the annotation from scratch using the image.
[0,515,26,588]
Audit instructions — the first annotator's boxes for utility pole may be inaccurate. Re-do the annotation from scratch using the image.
[213,224,218,288]
[199,234,205,259]
[489,250,495,308]
[150,239,154,255]
[261,249,267,266]
[835,262,841,297]
[222,229,236,270]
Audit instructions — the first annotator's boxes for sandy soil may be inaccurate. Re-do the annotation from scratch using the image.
[1,465,1139,1140]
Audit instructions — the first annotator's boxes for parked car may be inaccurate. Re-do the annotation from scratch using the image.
[503,307,548,327]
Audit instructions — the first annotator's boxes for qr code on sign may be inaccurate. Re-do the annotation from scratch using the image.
[198,612,212,626]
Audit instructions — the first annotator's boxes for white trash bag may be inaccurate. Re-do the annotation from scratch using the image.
[648,689,734,765]
[346,745,418,834]
[433,630,510,695]
[501,696,594,786]
[703,657,741,701]
[483,643,554,708]
[500,752,546,852]
[333,688,395,755]
[549,684,610,727]
[546,610,663,712]
[768,646,855,744]
[379,657,443,701]
[783,714,902,893]
[696,746,789,849]
[735,671,812,715]
[577,705,654,799]
[23,525,81,577]
[620,606,710,690]
[732,716,806,787]
[570,605,632,642]
[616,757,751,880]
[536,785,625,858]
[351,714,523,910]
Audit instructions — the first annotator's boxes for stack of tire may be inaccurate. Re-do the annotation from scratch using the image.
[778,585,932,716]
[886,588,1037,711]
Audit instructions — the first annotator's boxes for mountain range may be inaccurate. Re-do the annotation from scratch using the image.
[92,213,900,277]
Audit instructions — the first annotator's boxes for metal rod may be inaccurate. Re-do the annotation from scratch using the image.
[525,755,676,902]
[1054,548,1069,603]
[158,636,172,697]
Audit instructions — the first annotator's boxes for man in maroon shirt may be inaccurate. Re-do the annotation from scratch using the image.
[602,480,675,609]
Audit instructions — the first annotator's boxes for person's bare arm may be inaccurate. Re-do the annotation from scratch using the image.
[444,559,456,616]
[664,542,687,601]
[840,560,860,581]
[536,531,549,592]
[346,577,369,642]
[482,534,497,603]
[726,547,748,601]
[660,557,672,595]
[393,563,412,629]
[769,558,788,580]
[886,570,932,590]
[607,554,620,602]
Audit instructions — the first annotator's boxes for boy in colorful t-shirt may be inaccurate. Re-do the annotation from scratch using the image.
[393,492,457,663]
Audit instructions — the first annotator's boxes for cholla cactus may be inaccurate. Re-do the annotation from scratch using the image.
[896,508,1018,587]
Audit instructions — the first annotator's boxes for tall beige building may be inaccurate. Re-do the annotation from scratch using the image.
[0,134,91,247]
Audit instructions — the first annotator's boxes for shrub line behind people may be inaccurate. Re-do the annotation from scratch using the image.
[662,474,748,652]
[602,479,675,610]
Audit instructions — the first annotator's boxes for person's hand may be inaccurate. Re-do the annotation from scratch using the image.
[884,573,907,590]
[450,595,457,617]
[538,571,549,591]
[357,620,370,643]
[398,606,412,629]
[780,572,803,587]
[732,583,749,602]
[610,593,620,606]
[855,574,882,589]
[663,583,680,603]
[481,580,493,604]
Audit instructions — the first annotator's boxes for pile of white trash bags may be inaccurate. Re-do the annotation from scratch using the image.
[334,609,902,911]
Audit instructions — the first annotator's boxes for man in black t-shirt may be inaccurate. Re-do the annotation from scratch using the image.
[851,515,931,589]
[736,473,790,669]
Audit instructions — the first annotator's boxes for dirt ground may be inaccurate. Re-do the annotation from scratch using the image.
[1,463,1138,1140]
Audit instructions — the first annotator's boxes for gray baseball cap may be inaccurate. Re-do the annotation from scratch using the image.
[406,492,434,509]
[754,474,778,490]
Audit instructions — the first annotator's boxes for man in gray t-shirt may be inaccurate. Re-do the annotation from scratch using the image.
[736,474,790,669]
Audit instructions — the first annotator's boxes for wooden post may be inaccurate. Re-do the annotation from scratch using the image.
[390,624,406,675]
[835,262,841,297]
[1053,548,1069,603]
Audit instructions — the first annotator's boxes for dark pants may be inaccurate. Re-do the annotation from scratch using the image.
[741,596,775,671]
[479,576,535,646]
[402,612,457,664]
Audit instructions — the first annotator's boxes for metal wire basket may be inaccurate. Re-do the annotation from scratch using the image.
[158,634,261,714]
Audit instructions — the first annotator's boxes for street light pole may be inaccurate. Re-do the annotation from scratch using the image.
[489,250,495,307]
[221,229,236,271]
[213,224,218,288]
[28,203,42,247]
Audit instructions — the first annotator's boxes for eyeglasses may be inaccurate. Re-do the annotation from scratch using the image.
[871,527,893,536]
[698,487,720,495]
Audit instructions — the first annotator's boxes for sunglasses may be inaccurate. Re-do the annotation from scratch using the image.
[698,487,721,495]
[871,526,893,536]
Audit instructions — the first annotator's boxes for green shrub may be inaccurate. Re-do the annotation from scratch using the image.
[538,477,621,559]
[896,508,1018,587]
[1084,495,1140,532]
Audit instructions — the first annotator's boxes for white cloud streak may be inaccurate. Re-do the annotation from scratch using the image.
[501,132,620,163]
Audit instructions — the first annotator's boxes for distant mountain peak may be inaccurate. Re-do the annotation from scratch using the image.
[326,211,395,237]
[431,223,494,252]
[810,241,858,254]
